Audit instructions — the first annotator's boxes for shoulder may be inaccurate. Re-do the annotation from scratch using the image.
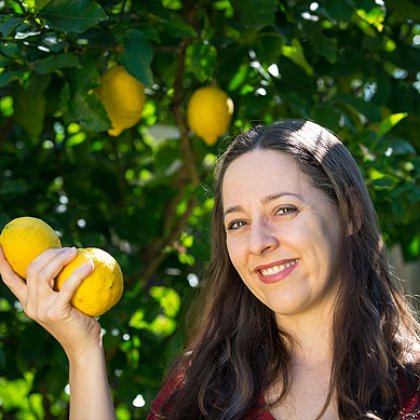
[147,369,185,419]
[399,367,420,420]
[399,390,420,419]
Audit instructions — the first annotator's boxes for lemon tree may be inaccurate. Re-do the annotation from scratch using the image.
[0,0,419,419]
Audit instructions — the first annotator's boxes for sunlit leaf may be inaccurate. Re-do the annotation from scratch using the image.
[282,39,314,76]
[150,286,181,318]
[376,113,408,138]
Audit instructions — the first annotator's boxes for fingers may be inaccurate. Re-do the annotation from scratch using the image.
[0,245,27,303]
[56,260,95,307]
[26,247,77,289]
[25,247,78,315]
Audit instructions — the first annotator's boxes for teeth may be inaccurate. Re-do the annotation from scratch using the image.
[260,259,297,276]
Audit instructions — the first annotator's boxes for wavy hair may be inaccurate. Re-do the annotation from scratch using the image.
[160,120,419,419]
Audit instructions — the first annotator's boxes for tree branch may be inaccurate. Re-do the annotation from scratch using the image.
[136,2,204,287]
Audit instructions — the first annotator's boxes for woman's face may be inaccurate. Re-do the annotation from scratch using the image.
[222,149,342,322]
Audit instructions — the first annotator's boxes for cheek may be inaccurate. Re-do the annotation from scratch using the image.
[226,237,247,275]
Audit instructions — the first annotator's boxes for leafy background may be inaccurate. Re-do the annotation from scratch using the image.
[0,0,419,418]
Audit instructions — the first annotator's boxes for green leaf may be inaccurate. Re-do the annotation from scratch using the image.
[119,29,154,86]
[158,18,196,38]
[356,6,385,32]
[35,0,52,10]
[13,74,50,138]
[0,55,11,66]
[38,0,107,33]
[321,0,354,22]
[310,30,337,64]
[311,104,342,130]
[282,39,314,76]
[0,179,30,196]
[0,16,23,36]
[66,89,110,131]
[0,42,21,58]
[232,0,276,27]
[150,287,180,318]
[381,138,416,156]
[0,70,24,88]
[386,0,420,21]
[377,113,407,138]
[336,94,382,121]
[33,52,80,74]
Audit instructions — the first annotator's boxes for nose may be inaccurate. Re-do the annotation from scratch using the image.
[248,218,279,255]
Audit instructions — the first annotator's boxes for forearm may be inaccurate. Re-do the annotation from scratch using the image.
[67,344,116,420]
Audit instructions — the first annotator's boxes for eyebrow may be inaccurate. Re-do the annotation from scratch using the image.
[223,192,302,218]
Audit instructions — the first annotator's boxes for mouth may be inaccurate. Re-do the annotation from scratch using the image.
[255,259,299,283]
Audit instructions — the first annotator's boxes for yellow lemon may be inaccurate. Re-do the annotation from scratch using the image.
[187,86,234,145]
[0,216,61,279]
[97,65,146,137]
[55,248,123,317]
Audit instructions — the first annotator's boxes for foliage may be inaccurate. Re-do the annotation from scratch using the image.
[0,0,419,418]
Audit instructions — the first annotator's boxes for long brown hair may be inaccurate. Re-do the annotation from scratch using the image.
[160,120,420,419]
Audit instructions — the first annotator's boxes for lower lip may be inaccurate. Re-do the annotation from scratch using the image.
[257,261,298,284]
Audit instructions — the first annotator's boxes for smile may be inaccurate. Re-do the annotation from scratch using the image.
[260,259,298,276]
[256,259,299,284]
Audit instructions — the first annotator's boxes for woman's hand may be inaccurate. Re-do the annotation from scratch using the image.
[0,246,102,361]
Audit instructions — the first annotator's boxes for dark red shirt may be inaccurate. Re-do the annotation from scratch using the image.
[147,372,420,419]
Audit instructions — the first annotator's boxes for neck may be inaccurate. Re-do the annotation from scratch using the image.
[276,304,335,366]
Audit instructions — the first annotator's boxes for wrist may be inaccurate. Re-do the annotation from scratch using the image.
[65,335,105,367]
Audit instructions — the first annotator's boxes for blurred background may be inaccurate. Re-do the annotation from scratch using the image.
[0,0,419,418]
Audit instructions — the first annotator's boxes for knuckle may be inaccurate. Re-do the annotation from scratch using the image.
[44,307,62,323]
[26,264,38,279]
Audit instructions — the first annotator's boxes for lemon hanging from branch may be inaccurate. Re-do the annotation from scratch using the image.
[187,86,234,145]
[97,65,146,137]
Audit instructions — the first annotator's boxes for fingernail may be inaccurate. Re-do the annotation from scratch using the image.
[82,260,94,272]
[63,247,76,253]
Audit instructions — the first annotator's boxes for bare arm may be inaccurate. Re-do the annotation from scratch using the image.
[0,246,116,420]
[67,343,115,420]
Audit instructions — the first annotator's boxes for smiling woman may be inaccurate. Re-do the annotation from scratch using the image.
[223,150,342,323]
[148,120,420,419]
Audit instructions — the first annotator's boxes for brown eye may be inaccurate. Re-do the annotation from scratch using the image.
[276,206,297,215]
[227,220,246,230]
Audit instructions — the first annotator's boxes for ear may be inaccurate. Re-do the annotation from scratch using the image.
[346,188,363,236]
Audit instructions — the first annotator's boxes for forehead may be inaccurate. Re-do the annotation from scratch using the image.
[222,149,311,201]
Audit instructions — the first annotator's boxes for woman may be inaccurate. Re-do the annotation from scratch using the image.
[147,120,420,419]
[0,120,419,419]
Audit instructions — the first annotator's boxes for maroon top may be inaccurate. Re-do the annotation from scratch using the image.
[147,371,420,419]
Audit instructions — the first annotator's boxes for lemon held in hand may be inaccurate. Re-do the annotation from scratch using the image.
[55,248,123,317]
[0,216,61,279]
[187,86,234,146]
[97,65,146,137]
